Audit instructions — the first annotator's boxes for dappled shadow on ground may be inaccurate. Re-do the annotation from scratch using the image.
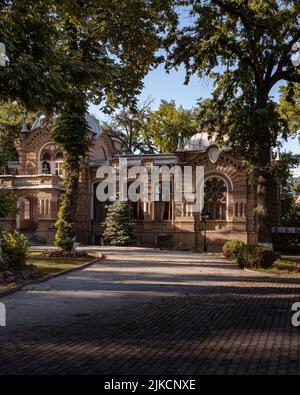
[0,278,300,375]
[10,260,300,304]
[1,248,300,375]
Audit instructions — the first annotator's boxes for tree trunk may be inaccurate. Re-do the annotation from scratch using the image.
[257,169,273,246]
[255,87,274,247]
[256,138,273,246]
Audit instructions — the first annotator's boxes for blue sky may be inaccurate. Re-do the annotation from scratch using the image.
[89,64,300,156]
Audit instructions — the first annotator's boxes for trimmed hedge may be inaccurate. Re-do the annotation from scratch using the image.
[237,246,279,269]
[0,231,29,271]
[223,240,245,260]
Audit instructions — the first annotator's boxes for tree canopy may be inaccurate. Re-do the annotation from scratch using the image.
[146,100,198,153]
[167,0,300,243]
[1,0,176,109]
[0,0,177,249]
[0,101,36,168]
[103,99,198,154]
[278,153,300,227]
[278,83,300,143]
[0,189,17,219]
[101,98,155,154]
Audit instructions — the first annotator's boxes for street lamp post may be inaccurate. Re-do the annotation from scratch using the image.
[201,210,210,253]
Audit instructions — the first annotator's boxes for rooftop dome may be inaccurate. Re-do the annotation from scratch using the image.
[31,112,101,136]
[85,112,101,136]
[31,113,47,130]
[184,131,217,151]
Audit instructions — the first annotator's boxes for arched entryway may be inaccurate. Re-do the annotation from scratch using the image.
[16,197,37,231]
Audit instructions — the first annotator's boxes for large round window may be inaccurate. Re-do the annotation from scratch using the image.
[204,178,227,220]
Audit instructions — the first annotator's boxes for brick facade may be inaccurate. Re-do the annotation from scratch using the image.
[0,116,281,251]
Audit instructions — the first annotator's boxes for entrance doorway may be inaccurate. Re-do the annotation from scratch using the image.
[16,197,37,231]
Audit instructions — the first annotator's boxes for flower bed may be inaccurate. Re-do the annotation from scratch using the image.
[42,249,88,258]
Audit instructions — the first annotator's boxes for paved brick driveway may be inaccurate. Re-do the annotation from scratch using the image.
[0,247,300,375]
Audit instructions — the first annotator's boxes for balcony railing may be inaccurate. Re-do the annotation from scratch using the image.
[0,175,64,189]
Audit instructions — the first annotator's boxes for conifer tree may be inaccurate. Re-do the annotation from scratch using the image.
[103,201,135,246]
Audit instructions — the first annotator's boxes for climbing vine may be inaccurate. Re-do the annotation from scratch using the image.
[52,99,90,251]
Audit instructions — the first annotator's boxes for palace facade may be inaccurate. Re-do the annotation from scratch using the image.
[0,113,281,251]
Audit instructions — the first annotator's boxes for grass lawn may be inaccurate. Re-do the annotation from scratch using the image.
[228,252,300,275]
[27,251,96,277]
[252,259,300,274]
[0,252,97,292]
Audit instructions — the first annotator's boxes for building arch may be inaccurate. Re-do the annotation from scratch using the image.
[38,142,64,176]
[204,170,234,193]
[204,177,228,221]
[16,196,37,231]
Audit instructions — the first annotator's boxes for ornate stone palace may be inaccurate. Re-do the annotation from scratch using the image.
[0,113,281,251]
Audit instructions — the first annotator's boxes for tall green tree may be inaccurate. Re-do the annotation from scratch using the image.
[294,177,300,195]
[167,0,300,244]
[101,98,155,154]
[53,101,90,251]
[103,201,135,246]
[275,153,300,227]
[0,101,36,169]
[146,100,198,153]
[0,1,62,227]
[0,1,176,250]
[0,189,17,219]
[51,0,176,250]
[0,1,66,111]
[103,99,198,154]
[278,83,300,143]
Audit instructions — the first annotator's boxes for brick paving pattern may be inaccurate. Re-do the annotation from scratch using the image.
[0,248,300,375]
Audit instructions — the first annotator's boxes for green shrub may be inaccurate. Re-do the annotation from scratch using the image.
[55,216,75,252]
[0,231,29,271]
[223,240,245,260]
[237,245,279,269]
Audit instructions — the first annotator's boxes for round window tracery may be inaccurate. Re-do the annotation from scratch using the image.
[204,178,227,220]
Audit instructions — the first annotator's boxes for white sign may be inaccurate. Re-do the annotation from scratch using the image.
[0,303,6,327]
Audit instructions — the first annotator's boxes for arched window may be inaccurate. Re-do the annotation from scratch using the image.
[42,161,51,174]
[39,146,65,177]
[42,152,51,161]
[41,152,51,174]
[204,177,227,221]
[55,152,64,177]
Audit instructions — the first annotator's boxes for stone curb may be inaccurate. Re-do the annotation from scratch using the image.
[0,254,103,299]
